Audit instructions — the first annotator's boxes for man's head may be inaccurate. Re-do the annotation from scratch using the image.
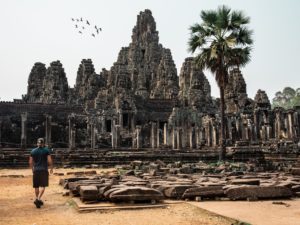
[37,138,44,147]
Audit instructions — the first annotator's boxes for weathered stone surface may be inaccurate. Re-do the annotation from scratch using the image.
[229,179,260,186]
[163,185,196,199]
[79,185,99,201]
[225,186,293,200]
[109,187,164,202]
[73,59,106,104]
[41,60,69,104]
[23,62,46,103]
[182,186,225,199]
[291,168,300,176]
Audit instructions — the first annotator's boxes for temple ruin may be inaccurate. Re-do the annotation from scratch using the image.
[0,9,300,168]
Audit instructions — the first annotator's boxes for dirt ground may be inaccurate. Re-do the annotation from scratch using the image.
[0,168,237,225]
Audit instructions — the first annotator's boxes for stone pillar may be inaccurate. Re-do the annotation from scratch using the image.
[293,112,299,138]
[260,125,267,141]
[115,125,121,148]
[91,124,96,149]
[86,122,91,147]
[206,124,212,147]
[119,110,123,129]
[101,117,106,133]
[163,123,168,146]
[266,125,272,140]
[176,128,182,149]
[112,125,121,149]
[212,126,217,147]
[136,125,142,149]
[274,111,281,139]
[195,127,200,149]
[288,112,294,139]
[21,113,27,149]
[151,122,157,149]
[68,116,76,150]
[157,122,160,148]
[189,127,196,149]
[181,126,187,148]
[172,127,177,150]
[45,115,52,146]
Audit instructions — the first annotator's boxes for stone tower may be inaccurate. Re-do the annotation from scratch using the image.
[24,62,46,103]
[41,61,69,104]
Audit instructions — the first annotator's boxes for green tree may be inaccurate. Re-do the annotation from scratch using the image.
[188,5,253,161]
[272,87,300,109]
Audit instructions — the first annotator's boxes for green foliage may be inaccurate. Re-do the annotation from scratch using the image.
[272,87,300,109]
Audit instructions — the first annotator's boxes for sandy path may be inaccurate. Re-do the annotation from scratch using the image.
[189,199,300,225]
[0,169,235,225]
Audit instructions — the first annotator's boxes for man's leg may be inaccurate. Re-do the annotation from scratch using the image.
[35,188,39,199]
[38,187,45,200]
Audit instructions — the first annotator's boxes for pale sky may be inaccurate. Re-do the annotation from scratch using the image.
[0,0,299,101]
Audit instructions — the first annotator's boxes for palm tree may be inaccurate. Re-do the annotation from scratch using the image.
[188,5,253,161]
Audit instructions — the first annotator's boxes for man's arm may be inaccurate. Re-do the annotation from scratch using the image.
[29,156,33,172]
[47,155,53,174]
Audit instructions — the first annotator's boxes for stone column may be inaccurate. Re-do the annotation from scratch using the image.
[163,123,168,146]
[195,127,200,149]
[172,127,177,150]
[45,115,52,146]
[206,124,212,147]
[151,122,157,149]
[115,125,121,148]
[293,112,299,138]
[136,125,142,149]
[91,123,96,149]
[176,128,182,149]
[68,116,76,150]
[112,125,121,149]
[119,110,123,129]
[156,121,162,148]
[21,113,27,149]
[212,126,217,147]
[274,111,281,139]
[101,116,106,133]
[288,112,294,139]
[266,125,272,140]
[189,127,195,149]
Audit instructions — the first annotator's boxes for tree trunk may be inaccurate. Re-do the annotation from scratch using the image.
[219,86,226,161]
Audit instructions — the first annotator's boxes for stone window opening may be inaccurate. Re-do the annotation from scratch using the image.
[106,120,112,132]
[123,113,129,127]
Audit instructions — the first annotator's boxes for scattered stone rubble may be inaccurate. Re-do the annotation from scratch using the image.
[59,161,300,204]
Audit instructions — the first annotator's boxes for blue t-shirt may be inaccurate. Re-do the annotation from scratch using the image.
[30,147,50,171]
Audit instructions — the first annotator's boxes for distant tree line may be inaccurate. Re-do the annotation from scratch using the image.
[272,87,300,109]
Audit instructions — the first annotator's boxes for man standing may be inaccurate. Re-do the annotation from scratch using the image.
[29,138,53,208]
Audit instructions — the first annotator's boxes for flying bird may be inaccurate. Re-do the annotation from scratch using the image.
[92,33,95,37]
[96,29,99,34]
[76,19,79,22]
[79,31,82,34]
[80,17,83,22]
[82,26,85,29]
[71,18,75,21]
[75,24,78,28]
[86,20,90,25]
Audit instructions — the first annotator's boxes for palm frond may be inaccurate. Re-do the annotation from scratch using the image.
[230,11,250,28]
[216,5,231,29]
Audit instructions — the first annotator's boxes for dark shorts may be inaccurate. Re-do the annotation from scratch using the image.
[33,170,49,188]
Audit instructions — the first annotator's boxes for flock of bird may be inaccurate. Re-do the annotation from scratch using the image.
[71,17,102,37]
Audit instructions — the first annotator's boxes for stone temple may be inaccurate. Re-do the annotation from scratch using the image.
[0,9,300,167]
